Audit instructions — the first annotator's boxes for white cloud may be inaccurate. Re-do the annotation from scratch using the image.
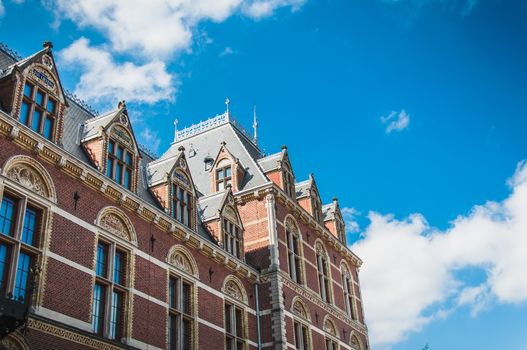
[351,160,527,348]
[50,0,305,59]
[140,127,161,154]
[219,46,235,57]
[59,38,176,105]
[341,207,361,233]
[381,110,410,133]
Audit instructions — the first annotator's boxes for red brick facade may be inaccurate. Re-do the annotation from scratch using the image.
[0,43,368,350]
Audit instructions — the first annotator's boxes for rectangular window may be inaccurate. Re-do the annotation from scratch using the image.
[0,195,17,237]
[46,98,56,114]
[20,101,30,125]
[96,243,108,278]
[294,321,309,350]
[43,117,53,140]
[31,109,42,132]
[169,276,194,350]
[24,83,32,98]
[113,250,125,285]
[107,139,133,189]
[109,290,123,340]
[21,206,40,246]
[35,91,44,106]
[19,82,57,140]
[225,302,245,350]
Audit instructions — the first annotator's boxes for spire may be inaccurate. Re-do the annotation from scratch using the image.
[225,98,230,114]
[252,105,258,144]
[173,118,179,142]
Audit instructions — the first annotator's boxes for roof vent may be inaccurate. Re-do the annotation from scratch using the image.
[204,156,214,171]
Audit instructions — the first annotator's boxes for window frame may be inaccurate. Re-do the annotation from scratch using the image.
[342,268,356,320]
[19,80,58,141]
[215,163,232,192]
[222,218,243,259]
[286,224,303,284]
[316,245,332,304]
[106,138,134,190]
[224,299,247,350]
[293,319,311,350]
[282,163,295,199]
[0,188,45,304]
[92,237,129,341]
[171,182,193,228]
[168,273,195,350]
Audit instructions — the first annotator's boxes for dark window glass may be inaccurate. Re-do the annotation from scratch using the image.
[20,102,30,125]
[92,283,105,335]
[14,252,31,302]
[109,290,123,340]
[96,243,108,278]
[0,244,10,293]
[31,109,42,132]
[24,83,32,98]
[43,117,53,140]
[21,207,39,246]
[0,196,16,237]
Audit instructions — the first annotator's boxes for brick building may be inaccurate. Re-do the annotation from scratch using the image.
[0,42,369,350]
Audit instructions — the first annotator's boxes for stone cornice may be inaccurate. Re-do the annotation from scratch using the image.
[0,112,260,283]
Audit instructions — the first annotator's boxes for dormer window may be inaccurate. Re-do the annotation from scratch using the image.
[172,182,193,228]
[19,81,57,140]
[312,195,322,223]
[216,159,232,191]
[106,139,133,190]
[283,163,295,199]
[223,218,243,259]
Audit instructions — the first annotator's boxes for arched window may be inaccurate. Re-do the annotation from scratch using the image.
[285,217,303,284]
[222,276,248,350]
[341,263,356,320]
[291,297,311,350]
[167,246,198,350]
[172,170,193,228]
[311,190,323,223]
[215,158,232,191]
[316,242,332,303]
[0,157,55,305]
[93,207,135,341]
[324,317,340,350]
[106,137,134,190]
[19,80,57,140]
[335,212,346,245]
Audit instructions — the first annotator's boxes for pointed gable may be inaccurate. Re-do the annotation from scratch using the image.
[258,145,296,198]
[0,42,69,143]
[296,173,323,223]
[323,197,346,244]
[81,100,142,192]
[210,141,246,192]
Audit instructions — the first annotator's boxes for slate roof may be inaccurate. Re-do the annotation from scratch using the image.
[322,203,336,221]
[295,179,311,198]
[257,152,281,172]
[146,151,183,186]
[159,118,270,197]
[198,191,225,221]
[81,109,120,141]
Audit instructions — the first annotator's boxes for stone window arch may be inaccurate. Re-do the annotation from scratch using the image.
[222,275,248,304]
[291,297,311,350]
[167,244,199,278]
[222,275,248,350]
[2,155,57,203]
[323,316,340,350]
[96,206,137,245]
[0,332,31,350]
[285,215,304,284]
[350,334,362,350]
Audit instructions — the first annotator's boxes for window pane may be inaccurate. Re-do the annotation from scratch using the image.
[46,98,56,113]
[43,117,53,140]
[20,101,30,125]
[115,163,122,183]
[235,308,243,337]
[92,283,105,334]
[217,169,224,180]
[113,250,125,285]
[294,322,301,349]
[236,340,244,350]
[14,252,31,302]
[182,281,191,315]
[96,243,107,277]
[31,109,42,132]
[225,167,231,177]
[0,196,16,236]
[125,153,132,166]
[106,158,114,177]
[217,181,224,191]
[124,169,131,190]
[169,277,178,309]
[35,91,44,106]
[22,206,39,246]
[302,326,309,350]
[109,291,123,340]
[168,314,179,350]
[225,303,232,334]
[0,244,10,293]
[24,83,32,97]
[108,140,115,154]
[117,146,123,160]
[183,317,192,350]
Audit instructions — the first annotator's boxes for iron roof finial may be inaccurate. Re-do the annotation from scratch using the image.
[225,98,230,115]
[174,118,179,142]
[252,105,258,145]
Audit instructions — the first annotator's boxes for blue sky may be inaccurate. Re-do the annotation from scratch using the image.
[1,0,526,349]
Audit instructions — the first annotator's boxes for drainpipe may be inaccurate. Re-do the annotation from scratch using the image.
[255,283,262,350]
